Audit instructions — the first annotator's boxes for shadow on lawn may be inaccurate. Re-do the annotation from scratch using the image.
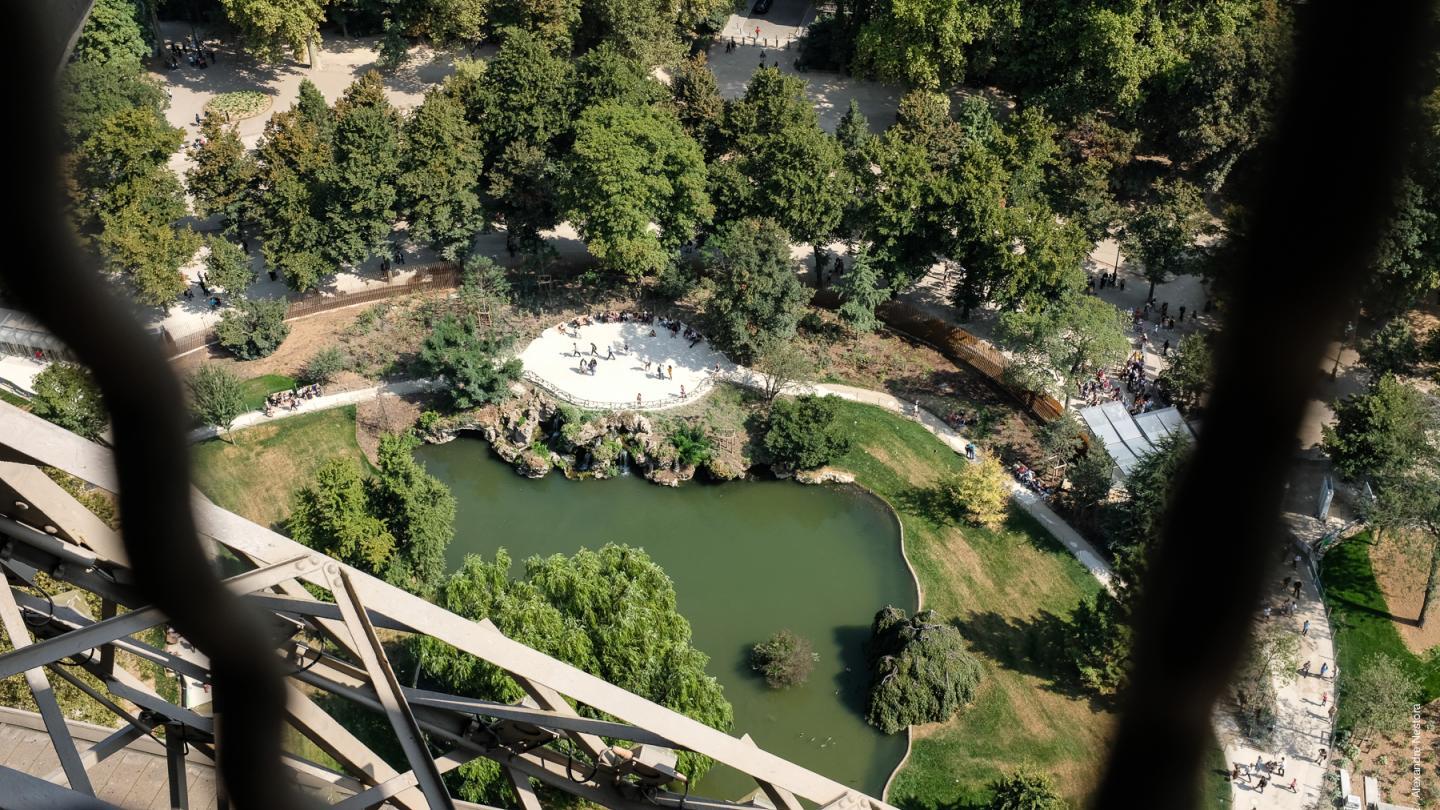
[951,609,1117,713]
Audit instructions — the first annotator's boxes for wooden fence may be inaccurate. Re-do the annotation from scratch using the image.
[160,263,460,359]
[813,290,1066,423]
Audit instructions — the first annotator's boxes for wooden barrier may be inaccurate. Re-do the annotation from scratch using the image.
[812,289,1065,423]
[161,263,460,359]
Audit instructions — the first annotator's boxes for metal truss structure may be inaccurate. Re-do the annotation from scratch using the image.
[0,402,896,810]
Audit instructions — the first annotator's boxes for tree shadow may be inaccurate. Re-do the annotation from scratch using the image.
[895,484,955,526]
[831,624,874,718]
[951,609,1117,713]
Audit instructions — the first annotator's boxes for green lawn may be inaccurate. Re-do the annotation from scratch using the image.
[191,406,365,530]
[828,399,1110,808]
[240,374,298,412]
[1321,534,1440,731]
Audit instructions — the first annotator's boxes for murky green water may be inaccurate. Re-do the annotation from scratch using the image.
[414,437,917,799]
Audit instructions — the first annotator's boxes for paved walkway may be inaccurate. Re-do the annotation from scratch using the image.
[186,379,437,442]
[1215,561,1339,808]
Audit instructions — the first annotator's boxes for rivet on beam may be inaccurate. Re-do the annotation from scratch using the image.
[14,501,28,510]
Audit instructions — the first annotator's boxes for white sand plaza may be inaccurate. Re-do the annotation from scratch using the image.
[518,320,741,410]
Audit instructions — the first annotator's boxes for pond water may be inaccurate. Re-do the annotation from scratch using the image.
[414,437,918,799]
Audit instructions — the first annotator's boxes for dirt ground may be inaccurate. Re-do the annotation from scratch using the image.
[172,305,372,379]
[354,393,427,463]
[1346,700,1440,807]
[1369,530,1440,653]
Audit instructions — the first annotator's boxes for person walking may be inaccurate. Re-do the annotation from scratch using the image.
[1328,704,1336,721]
[1277,755,1286,776]
[1317,747,1327,764]
[1302,619,1310,635]
[1287,778,1297,792]
[1320,662,1329,678]
[1294,579,1303,599]
[606,347,615,360]
[1256,776,1267,794]
[590,342,598,356]
[1320,692,1328,706]
[1301,660,1311,676]
[680,385,687,399]
[636,393,642,407]
[667,365,673,379]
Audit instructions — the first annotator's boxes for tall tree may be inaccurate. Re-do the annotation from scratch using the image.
[564,102,711,279]
[58,60,167,148]
[703,218,808,362]
[367,432,456,597]
[30,364,107,440]
[186,116,259,235]
[187,365,247,436]
[574,42,665,111]
[670,54,726,159]
[1123,177,1211,300]
[997,294,1130,407]
[290,459,397,571]
[71,0,149,69]
[836,246,889,332]
[255,85,334,290]
[399,89,485,260]
[221,0,330,64]
[327,72,404,265]
[850,0,1004,89]
[1322,375,1438,481]
[741,125,848,285]
[203,235,255,297]
[414,545,733,801]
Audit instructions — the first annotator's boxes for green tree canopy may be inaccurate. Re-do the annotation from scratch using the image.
[564,102,711,278]
[414,545,733,801]
[221,0,329,62]
[986,767,1066,810]
[367,432,457,597]
[702,218,808,362]
[72,0,149,70]
[187,365,247,434]
[1359,317,1421,378]
[1323,375,1437,481]
[215,297,290,360]
[763,395,853,470]
[835,247,890,332]
[204,235,254,297]
[186,117,259,235]
[750,629,818,689]
[1157,333,1214,413]
[865,606,983,734]
[1346,652,1421,737]
[1123,177,1211,300]
[290,459,397,571]
[419,315,523,411]
[399,88,485,260]
[327,72,404,265]
[255,83,334,290]
[30,363,107,440]
[997,294,1130,406]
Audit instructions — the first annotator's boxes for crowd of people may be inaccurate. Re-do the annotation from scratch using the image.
[550,310,713,404]
[263,384,322,416]
[164,36,216,70]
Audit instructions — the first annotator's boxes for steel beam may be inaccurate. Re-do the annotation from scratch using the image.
[283,683,427,810]
[165,724,189,810]
[0,555,314,679]
[742,734,803,810]
[13,588,212,684]
[0,765,120,810]
[406,688,680,749]
[0,575,92,794]
[331,747,488,810]
[329,564,454,810]
[41,724,145,783]
[505,767,543,810]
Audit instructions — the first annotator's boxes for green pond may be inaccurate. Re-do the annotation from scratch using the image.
[414,437,918,799]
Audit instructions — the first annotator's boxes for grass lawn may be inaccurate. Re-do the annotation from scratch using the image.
[240,374,298,412]
[828,399,1111,808]
[1321,534,1440,730]
[191,406,364,530]
[0,389,29,409]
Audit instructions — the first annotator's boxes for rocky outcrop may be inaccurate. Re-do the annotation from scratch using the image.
[794,467,856,485]
[429,388,708,485]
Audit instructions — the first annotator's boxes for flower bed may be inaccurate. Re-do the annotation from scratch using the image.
[205,91,271,122]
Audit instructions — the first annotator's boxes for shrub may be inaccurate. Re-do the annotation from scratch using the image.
[763,395,851,470]
[986,767,1065,809]
[670,423,714,467]
[30,362,107,439]
[215,297,290,360]
[1157,334,1214,412]
[865,606,983,734]
[205,91,269,120]
[1066,591,1131,695]
[750,629,818,688]
[939,455,1011,529]
[301,347,348,385]
[418,315,523,411]
[187,365,246,433]
[1361,317,1420,377]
